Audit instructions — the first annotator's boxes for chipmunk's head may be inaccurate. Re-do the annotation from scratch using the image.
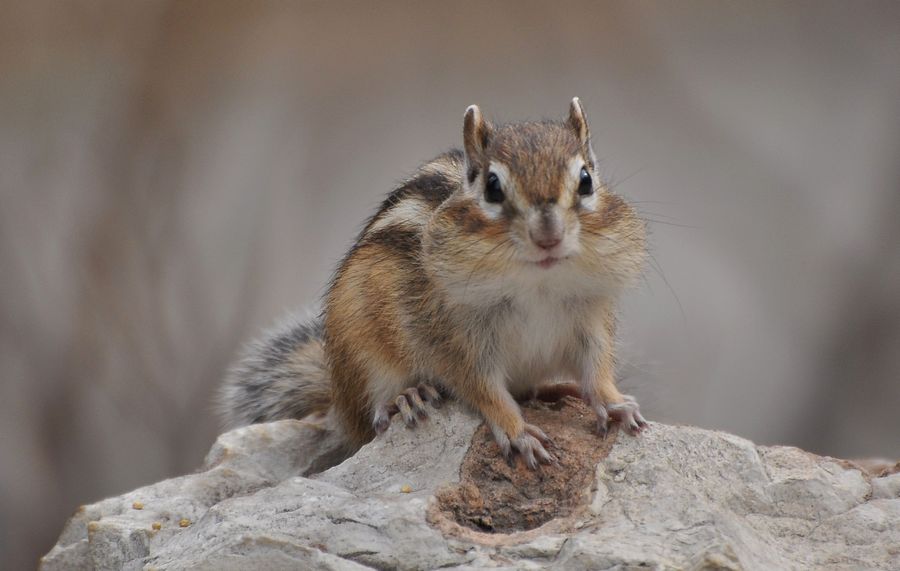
[431,98,644,299]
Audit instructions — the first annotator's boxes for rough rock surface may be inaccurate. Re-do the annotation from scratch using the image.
[42,399,900,570]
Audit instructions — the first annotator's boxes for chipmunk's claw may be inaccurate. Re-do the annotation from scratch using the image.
[524,423,557,450]
[417,382,443,409]
[373,408,393,434]
[597,422,609,438]
[605,394,648,436]
[493,423,557,469]
[374,382,444,433]
[594,404,611,437]
[515,427,558,468]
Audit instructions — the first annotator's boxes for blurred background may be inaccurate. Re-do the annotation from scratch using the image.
[2,1,899,567]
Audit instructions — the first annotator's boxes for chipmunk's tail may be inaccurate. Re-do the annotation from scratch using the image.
[218,313,332,430]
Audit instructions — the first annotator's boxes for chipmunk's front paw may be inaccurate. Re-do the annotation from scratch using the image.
[373,382,443,434]
[492,423,557,469]
[595,394,648,437]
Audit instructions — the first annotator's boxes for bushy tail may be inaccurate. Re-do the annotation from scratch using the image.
[219,314,331,429]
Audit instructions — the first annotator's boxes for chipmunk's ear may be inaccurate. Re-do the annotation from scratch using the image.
[463,105,492,171]
[567,97,597,166]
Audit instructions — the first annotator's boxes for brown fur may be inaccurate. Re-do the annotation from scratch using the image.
[222,99,648,467]
[325,100,646,453]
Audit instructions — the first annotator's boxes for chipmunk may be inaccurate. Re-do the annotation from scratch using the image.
[220,98,648,468]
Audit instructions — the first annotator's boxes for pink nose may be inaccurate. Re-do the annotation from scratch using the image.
[533,234,562,250]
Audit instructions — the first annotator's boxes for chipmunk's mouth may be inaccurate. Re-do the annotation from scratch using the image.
[534,256,567,269]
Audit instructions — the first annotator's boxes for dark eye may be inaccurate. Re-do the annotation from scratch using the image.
[578,167,593,196]
[485,172,505,203]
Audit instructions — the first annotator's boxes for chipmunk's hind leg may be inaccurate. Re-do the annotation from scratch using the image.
[372,382,443,434]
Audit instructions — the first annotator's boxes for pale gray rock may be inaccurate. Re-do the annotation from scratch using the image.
[42,404,900,570]
[872,473,900,500]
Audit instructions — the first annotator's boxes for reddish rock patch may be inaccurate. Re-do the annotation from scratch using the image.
[851,458,900,478]
[434,397,615,534]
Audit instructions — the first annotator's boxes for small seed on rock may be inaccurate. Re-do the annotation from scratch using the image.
[132,501,144,510]
[179,519,190,528]
[151,522,162,531]
[400,484,412,493]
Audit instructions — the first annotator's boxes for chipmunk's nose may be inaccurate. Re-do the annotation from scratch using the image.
[532,234,562,250]
[530,209,563,250]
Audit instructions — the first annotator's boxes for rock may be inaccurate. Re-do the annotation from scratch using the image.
[41,399,900,570]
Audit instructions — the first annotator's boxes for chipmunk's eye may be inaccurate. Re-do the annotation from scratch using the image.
[485,172,505,203]
[577,167,593,196]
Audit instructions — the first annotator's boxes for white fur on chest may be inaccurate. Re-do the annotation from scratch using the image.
[498,290,584,394]
[438,264,611,394]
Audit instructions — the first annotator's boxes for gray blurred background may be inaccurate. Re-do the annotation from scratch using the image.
[2,1,899,567]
